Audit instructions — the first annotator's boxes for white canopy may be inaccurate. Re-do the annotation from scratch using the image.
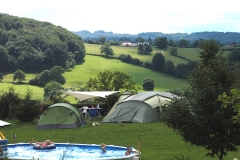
[62,91,120,101]
[0,120,10,127]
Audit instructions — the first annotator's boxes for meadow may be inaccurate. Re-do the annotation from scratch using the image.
[84,43,200,65]
[1,119,240,160]
[0,55,189,101]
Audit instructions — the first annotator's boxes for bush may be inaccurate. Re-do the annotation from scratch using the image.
[0,86,20,119]
[144,62,152,69]
[13,88,41,122]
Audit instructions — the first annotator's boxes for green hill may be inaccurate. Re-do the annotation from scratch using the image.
[0,55,189,100]
[63,55,189,91]
[85,43,200,65]
[0,13,85,72]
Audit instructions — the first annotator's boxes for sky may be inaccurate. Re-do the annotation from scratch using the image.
[1,0,240,34]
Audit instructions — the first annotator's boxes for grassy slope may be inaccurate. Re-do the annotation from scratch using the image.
[85,43,201,65]
[63,55,189,91]
[1,119,239,160]
[0,83,44,100]
[0,55,189,100]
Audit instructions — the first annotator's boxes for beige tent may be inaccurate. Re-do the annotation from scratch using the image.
[62,91,120,101]
[103,92,176,123]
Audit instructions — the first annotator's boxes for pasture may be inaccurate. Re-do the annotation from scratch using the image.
[0,55,189,101]
[63,55,189,91]
[84,43,201,65]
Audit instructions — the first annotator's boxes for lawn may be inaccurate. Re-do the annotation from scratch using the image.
[1,119,239,160]
[0,83,44,100]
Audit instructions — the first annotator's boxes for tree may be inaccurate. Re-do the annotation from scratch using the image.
[163,60,175,75]
[170,47,178,56]
[0,73,3,82]
[146,37,153,45]
[178,39,189,48]
[154,37,168,49]
[44,81,62,98]
[163,39,240,160]
[218,89,240,123]
[98,36,106,44]
[29,66,66,86]
[142,78,154,91]
[192,39,205,48]
[173,63,188,78]
[138,43,152,54]
[99,43,114,57]
[152,53,165,71]
[48,66,66,85]
[228,49,240,62]
[13,69,26,82]
[85,70,140,92]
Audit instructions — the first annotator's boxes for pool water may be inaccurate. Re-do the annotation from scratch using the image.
[5,143,138,160]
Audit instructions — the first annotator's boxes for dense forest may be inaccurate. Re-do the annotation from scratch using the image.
[0,13,86,72]
[74,30,240,45]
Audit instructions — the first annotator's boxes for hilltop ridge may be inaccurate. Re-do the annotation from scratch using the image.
[74,30,240,45]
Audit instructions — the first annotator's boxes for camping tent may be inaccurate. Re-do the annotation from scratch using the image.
[35,103,85,129]
[102,92,177,123]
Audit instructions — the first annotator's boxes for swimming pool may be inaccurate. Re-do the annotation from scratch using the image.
[4,143,139,160]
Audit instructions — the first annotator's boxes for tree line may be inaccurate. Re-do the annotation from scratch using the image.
[0,13,85,72]
[75,30,240,45]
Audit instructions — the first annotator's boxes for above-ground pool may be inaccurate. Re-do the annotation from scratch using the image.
[3,143,139,160]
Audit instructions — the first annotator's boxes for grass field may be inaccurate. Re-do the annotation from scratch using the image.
[63,55,189,91]
[0,83,44,100]
[1,119,239,160]
[0,55,189,101]
[84,43,200,65]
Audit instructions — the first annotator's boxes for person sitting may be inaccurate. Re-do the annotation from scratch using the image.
[30,139,53,148]
[81,106,89,119]
[125,146,139,156]
[100,143,106,152]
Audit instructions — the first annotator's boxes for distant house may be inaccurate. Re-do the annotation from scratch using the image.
[121,41,132,46]
[121,42,138,47]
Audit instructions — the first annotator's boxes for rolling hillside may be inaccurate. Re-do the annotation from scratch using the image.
[63,55,189,91]
[0,55,189,100]
[84,43,200,65]
[2,41,235,101]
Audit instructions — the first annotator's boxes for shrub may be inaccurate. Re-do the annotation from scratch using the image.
[14,88,41,122]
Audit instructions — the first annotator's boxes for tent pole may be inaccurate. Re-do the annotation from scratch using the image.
[105,95,111,115]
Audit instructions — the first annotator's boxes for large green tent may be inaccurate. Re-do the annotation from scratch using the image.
[35,103,85,129]
[103,92,177,123]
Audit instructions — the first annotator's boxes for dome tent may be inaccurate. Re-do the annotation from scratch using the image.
[35,103,85,129]
[102,92,177,123]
